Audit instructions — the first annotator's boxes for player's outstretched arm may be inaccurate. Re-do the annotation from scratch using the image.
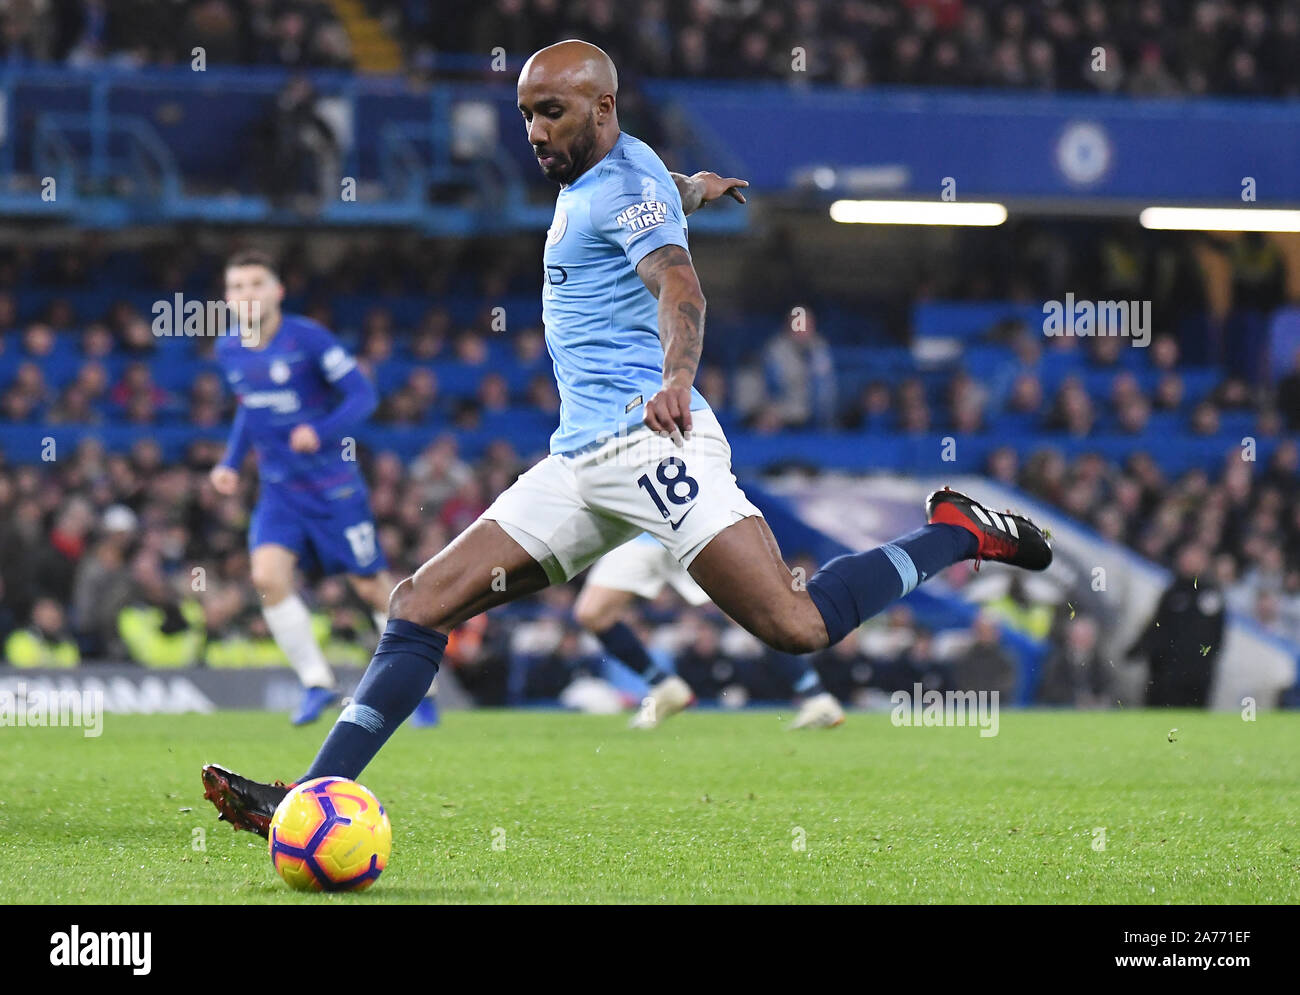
[308,361,377,445]
[211,406,250,492]
[636,244,705,443]
[669,171,749,216]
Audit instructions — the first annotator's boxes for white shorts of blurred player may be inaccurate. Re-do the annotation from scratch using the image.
[483,409,762,584]
[584,534,711,605]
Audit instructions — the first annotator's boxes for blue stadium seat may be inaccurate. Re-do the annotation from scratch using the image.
[374,359,415,394]
[990,412,1042,435]
[38,354,85,390]
[480,408,557,438]
[430,362,491,399]
[1145,411,1184,436]
[1180,368,1223,405]
[1218,412,1258,437]
[913,300,1043,340]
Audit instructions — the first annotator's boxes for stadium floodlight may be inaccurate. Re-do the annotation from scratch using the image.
[829,199,1008,226]
[1139,206,1300,232]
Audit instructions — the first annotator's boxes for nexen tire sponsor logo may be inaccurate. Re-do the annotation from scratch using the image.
[616,200,668,233]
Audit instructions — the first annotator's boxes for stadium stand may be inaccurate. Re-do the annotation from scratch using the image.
[16,2,1300,97]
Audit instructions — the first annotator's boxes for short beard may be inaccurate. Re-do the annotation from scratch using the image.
[559,118,599,183]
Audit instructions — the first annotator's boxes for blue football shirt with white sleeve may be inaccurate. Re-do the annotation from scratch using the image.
[541,132,711,453]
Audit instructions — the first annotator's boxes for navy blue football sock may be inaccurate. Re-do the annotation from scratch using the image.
[807,524,976,645]
[595,620,665,684]
[793,665,827,698]
[299,619,445,782]
[767,651,827,697]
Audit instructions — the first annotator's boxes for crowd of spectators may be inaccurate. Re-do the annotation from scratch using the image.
[0,0,352,70]
[0,427,1068,707]
[1009,438,1300,648]
[3,288,1291,449]
[0,427,516,680]
[8,1,1300,99]
[418,0,1300,97]
[9,397,1282,706]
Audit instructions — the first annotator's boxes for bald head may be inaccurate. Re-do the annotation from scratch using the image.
[520,39,618,102]
[517,40,620,184]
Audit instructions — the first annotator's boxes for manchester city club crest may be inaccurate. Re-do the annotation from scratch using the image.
[547,206,567,245]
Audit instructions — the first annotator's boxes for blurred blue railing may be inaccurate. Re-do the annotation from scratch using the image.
[0,64,748,234]
[7,60,1290,232]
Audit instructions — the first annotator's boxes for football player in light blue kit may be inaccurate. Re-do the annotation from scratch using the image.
[212,251,436,727]
[202,41,1050,833]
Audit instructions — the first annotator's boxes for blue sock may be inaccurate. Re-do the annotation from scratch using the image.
[595,621,665,684]
[807,524,976,645]
[299,619,445,782]
[767,651,827,697]
[793,665,826,698]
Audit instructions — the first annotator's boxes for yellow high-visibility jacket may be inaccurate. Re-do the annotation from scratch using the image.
[117,601,206,668]
[3,629,80,667]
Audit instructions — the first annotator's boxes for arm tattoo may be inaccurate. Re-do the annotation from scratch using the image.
[636,244,694,297]
[635,246,705,388]
[670,172,703,216]
[665,299,704,386]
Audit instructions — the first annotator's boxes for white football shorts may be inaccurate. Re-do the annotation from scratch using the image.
[584,534,711,605]
[482,409,762,584]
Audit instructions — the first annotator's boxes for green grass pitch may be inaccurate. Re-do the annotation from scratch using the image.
[2,709,1296,904]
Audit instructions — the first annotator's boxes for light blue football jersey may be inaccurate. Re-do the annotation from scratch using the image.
[542,131,711,453]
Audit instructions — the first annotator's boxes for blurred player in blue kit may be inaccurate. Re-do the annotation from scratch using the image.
[211,251,437,727]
